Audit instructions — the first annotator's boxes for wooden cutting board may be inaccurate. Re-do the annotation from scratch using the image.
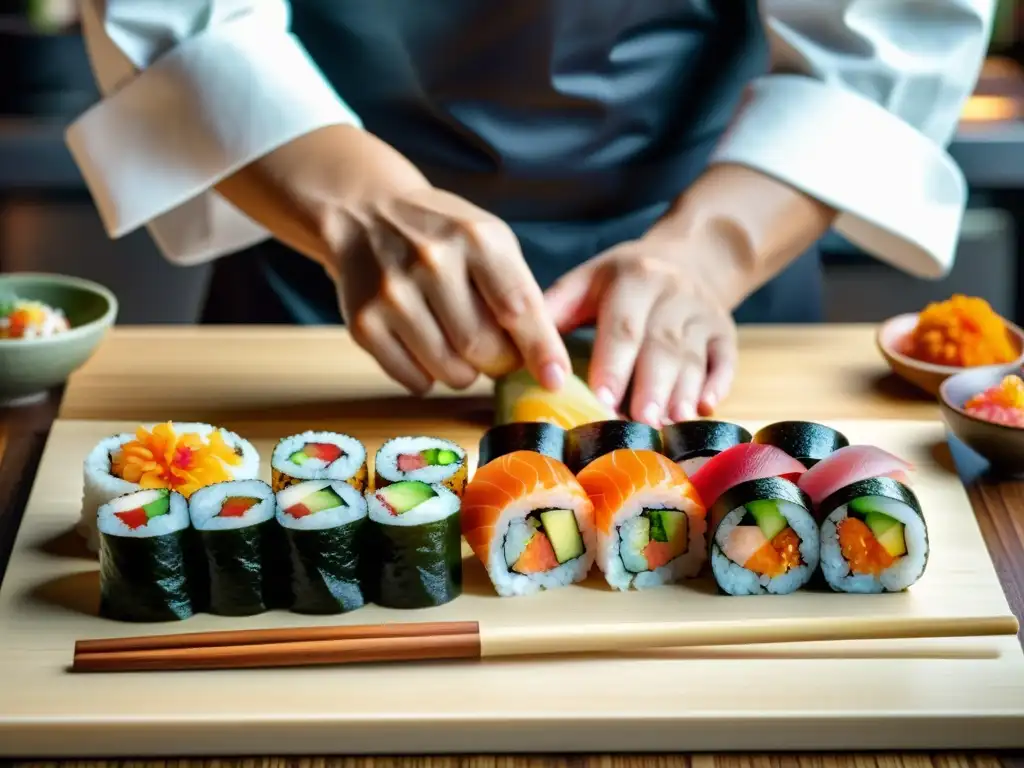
[0,416,1022,757]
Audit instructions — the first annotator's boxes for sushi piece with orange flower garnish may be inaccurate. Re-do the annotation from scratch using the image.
[461,450,596,596]
[80,421,260,553]
[576,449,707,591]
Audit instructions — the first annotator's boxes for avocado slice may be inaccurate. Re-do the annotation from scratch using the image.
[863,510,899,538]
[142,492,170,519]
[539,508,584,563]
[302,487,344,514]
[421,447,440,465]
[876,523,907,558]
[378,480,437,514]
[648,509,686,544]
[435,449,458,466]
[745,499,787,540]
[288,449,309,465]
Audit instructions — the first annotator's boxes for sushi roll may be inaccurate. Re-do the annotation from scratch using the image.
[276,480,368,614]
[565,420,663,474]
[709,477,820,596]
[818,477,928,593]
[270,431,368,493]
[80,421,260,553]
[661,420,752,475]
[366,480,463,608]
[189,480,288,616]
[97,488,196,622]
[752,421,849,468]
[477,422,567,468]
[374,436,468,496]
[576,449,707,591]
[461,450,596,597]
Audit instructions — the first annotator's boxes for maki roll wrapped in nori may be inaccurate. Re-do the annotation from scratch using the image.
[367,480,462,608]
[375,436,468,496]
[662,420,752,476]
[189,480,288,616]
[477,422,567,468]
[271,431,368,493]
[276,480,368,614]
[565,420,662,474]
[752,421,849,468]
[818,477,928,593]
[709,477,820,596]
[97,488,196,622]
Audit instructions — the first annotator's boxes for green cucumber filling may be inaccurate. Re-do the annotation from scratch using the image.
[377,480,437,515]
[287,441,344,466]
[618,508,688,574]
[503,508,585,574]
[285,486,344,519]
[846,496,908,558]
[114,490,170,529]
[396,447,460,473]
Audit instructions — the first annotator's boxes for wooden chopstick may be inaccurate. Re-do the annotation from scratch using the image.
[70,614,1020,673]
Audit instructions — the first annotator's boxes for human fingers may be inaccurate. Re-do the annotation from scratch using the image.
[628,305,707,426]
[348,304,434,395]
[465,219,571,390]
[699,324,738,416]
[664,321,713,423]
[376,270,480,390]
[588,263,663,413]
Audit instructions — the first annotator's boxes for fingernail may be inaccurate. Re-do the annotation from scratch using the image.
[541,362,565,390]
[642,403,661,426]
[595,387,616,408]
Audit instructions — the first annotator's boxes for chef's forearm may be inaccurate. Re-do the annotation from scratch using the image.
[650,163,836,310]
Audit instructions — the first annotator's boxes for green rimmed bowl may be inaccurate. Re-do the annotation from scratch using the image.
[0,272,117,406]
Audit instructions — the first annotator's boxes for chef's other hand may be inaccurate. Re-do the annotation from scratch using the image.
[253,126,571,396]
[544,234,738,427]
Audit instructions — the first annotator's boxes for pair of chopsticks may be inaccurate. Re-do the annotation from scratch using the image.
[71,614,1020,673]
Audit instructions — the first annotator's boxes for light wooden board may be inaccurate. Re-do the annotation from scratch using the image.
[1,417,1023,757]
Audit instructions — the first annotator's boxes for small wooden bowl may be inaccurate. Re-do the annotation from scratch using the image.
[876,312,1024,396]
[939,363,1024,476]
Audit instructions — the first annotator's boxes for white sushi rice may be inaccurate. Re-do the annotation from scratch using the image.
[375,436,465,485]
[366,482,460,527]
[678,453,714,477]
[711,501,820,595]
[820,496,928,593]
[271,431,366,482]
[479,490,597,597]
[79,422,261,552]
[598,489,707,591]
[276,480,367,531]
[190,480,275,531]
[97,489,189,538]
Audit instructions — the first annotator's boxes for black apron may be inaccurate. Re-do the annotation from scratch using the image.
[203,0,823,325]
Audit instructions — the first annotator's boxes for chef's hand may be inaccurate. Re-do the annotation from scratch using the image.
[543,232,738,426]
[251,126,571,396]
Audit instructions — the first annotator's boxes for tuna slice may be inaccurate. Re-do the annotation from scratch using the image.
[689,443,807,508]
[796,445,913,508]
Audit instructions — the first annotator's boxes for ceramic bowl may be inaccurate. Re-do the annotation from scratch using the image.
[0,272,117,406]
[938,363,1024,475]
[876,312,1024,396]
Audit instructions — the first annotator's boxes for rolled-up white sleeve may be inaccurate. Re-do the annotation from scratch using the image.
[710,0,995,279]
[67,0,361,266]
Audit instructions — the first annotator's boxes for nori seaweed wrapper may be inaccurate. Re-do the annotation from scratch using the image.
[198,520,289,616]
[284,519,367,614]
[99,530,195,622]
[752,421,849,468]
[565,420,663,473]
[369,513,463,609]
[478,422,567,467]
[709,475,813,538]
[662,420,752,463]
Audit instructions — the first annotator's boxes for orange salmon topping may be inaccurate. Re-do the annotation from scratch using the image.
[110,422,242,499]
[903,294,1016,367]
[837,517,895,576]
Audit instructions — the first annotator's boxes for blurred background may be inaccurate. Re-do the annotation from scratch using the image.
[2,0,1024,326]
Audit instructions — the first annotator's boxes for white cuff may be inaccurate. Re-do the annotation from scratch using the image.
[65,10,360,241]
[710,75,967,279]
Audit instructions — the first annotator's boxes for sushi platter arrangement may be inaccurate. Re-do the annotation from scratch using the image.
[74,417,942,629]
[1,405,1023,754]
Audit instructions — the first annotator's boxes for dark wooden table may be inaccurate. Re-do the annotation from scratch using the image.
[2,326,1024,768]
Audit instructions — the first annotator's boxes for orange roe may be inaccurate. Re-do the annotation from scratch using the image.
[964,375,1024,428]
[903,295,1016,367]
[110,422,243,498]
[837,517,895,577]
